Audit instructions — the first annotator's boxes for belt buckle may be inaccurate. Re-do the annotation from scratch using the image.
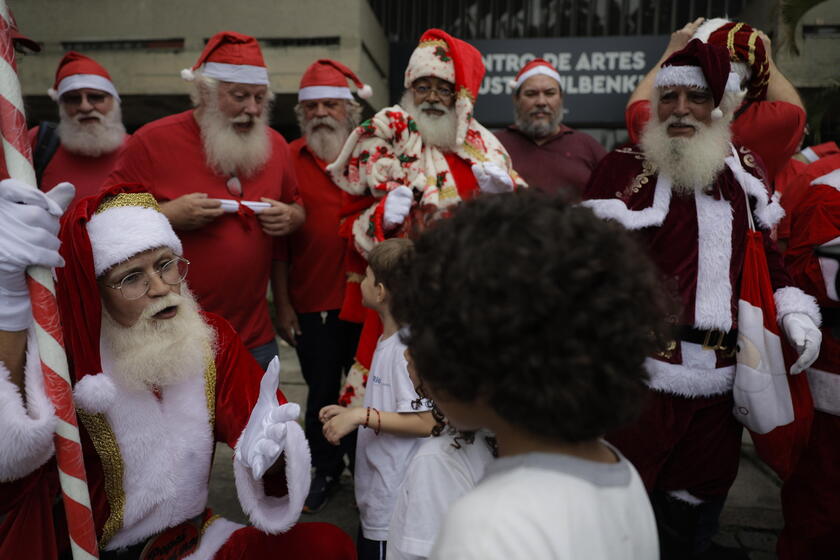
[702,329,727,351]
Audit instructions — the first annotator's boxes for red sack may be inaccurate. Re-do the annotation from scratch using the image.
[733,228,813,479]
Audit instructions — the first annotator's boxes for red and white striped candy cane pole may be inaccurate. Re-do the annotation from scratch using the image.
[0,5,99,559]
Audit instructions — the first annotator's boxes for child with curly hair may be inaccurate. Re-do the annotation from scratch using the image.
[320,238,435,560]
[391,191,668,559]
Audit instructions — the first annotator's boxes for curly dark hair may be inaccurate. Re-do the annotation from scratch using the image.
[392,190,671,443]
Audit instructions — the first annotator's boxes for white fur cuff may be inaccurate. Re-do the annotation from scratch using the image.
[774,286,822,327]
[234,420,311,534]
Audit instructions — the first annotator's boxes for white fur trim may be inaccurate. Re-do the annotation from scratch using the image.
[298,85,353,102]
[47,87,58,101]
[694,189,734,331]
[86,206,183,276]
[774,286,822,327]
[182,517,244,560]
[645,343,735,397]
[358,84,373,99]
[102,367,215,550]
[181,68,195,81]
[234,419,310,534]
[818,236,840,302]
[806,367,840,416]
[580,173,673,230]
[0,332,56,481]
[513,65,562,90]
[693,18,731,43]
[812,169,840,191]
[56,74,120,102]
[669,490,703,505]
[725,145,785,229]
[350,202,380,257]
[200,62,268,85]
[801,146,819,163]
[73,373,116,414]
[655,66,708,90]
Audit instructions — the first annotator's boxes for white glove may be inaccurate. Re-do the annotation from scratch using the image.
[781,312,822,374]
[383,185,413,230]
[235,357,301,479]
[0,180,75,331]
[472,162,514,194]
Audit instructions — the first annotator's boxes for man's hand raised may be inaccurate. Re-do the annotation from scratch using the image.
[160,193,223,230]
[258,198,305,236]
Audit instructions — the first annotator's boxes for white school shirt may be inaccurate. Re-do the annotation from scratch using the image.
[429,443,658,560]
[355,332,431,541]
[387,429,495,560]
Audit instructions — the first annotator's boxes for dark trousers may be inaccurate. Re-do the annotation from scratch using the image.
[248,339,280,372]
[296,310,362,478]
[357,526,386,560]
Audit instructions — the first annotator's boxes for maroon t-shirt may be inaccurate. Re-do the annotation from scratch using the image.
[495,124,606,198]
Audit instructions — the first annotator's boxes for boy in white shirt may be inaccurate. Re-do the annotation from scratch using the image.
[321,238,435,560]
[391,191,669,560]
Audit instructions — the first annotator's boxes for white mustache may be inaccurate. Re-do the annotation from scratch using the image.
[74,111,104,123]
[141,292,183,319]
[230,114,255,125]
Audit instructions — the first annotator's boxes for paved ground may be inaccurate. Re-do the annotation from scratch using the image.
[207,340,786,557]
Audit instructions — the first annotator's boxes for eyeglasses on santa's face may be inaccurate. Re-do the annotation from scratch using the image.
[103,257,190,300]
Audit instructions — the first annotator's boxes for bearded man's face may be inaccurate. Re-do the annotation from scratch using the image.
[656,86,715,138]
[514,74,564,139]
[297,98,357,163]
[215,82,269,134]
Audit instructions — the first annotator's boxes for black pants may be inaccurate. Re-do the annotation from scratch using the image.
[296,310,362,478]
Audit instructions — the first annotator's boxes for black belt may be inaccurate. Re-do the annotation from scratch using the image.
[678,326,738,352]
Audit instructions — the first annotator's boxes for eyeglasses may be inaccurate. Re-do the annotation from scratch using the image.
[60,92,110,107]
[412,84,454,100]
[104,257,190,300]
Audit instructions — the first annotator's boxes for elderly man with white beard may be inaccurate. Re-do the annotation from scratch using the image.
[321,28,525,420]
[107,31,304,371]
[29,52,128,204]
[582,39,822,560]
[0,181,355,559]
[274,59,372,513]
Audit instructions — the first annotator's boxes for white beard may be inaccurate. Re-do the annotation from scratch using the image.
[401,91,458,151]
[303,115,353,163]
[639,114,732,194]
[57,104,126,157]
[196,97,271,178]
[100,285,216,392]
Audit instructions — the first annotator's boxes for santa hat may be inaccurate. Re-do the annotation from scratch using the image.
[56,185,183,384]
[298,59,372,101]
[48,51,119,102]
[403,28,486,147]
[693,18,770,101]
[508,58,561,91]
[654,39,741,120]
[181,31,268,85]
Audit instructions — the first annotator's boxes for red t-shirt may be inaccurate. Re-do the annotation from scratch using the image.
[28,126,128,203]
[106,111,300,349]
[287,139,347,313]
[625,99,806,185]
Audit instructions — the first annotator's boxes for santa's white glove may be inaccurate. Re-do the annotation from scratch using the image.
[0,179,75,331]
[235,357,300,479]
[383,185,413,230]
[781,312,822,374]
[472,162,514,194]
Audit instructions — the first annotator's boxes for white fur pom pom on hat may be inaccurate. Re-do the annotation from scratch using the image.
[358,83,373,99]
[181,68,195,81]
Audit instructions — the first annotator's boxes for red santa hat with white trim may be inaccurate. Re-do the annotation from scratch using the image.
[56,184,183,385]
[48,51,119,102]
[653,38,741,120]
[298,59,372,101]
[508,58,561,91]
[403,28,486,147]
[181,31,269,85]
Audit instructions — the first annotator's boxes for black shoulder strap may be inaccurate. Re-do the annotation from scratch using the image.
[33,121,60,189]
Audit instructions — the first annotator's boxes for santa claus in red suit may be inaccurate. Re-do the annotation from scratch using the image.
[625,17,806,188]
[0,182,354,559]
[582,39,821,560]
[326,28,526,408]
[778,168,840,559]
